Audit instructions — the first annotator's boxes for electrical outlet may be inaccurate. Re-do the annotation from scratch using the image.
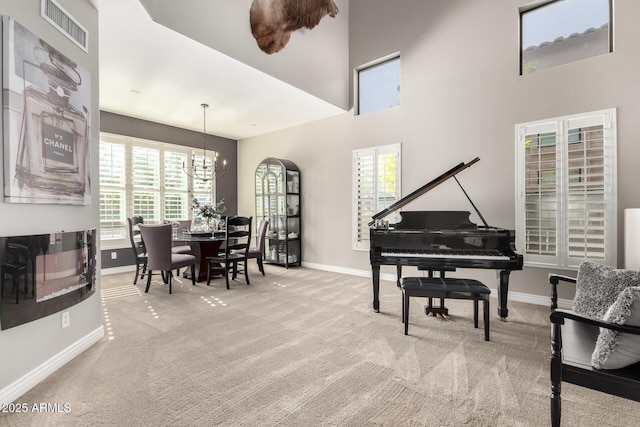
[111,251,117,260]
[62,311,70,329]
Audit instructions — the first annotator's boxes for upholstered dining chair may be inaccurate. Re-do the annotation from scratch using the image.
[127,216,147,284]
[168,220,193,255]
[206,216,252,289]
[235,219,269,275]
[138,224,196,294]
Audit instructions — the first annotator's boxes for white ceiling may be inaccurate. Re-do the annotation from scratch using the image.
[95,0,346,140]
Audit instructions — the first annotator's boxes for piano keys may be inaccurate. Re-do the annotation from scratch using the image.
[369,157,523,320]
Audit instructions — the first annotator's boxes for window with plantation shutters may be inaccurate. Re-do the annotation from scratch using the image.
[515,109,617,269]
[352,143,401,250]
[99,133,217,248]
[132,146,161,223]
[192,154,213,208]
[99,140,126,240]
[164,151,188,221]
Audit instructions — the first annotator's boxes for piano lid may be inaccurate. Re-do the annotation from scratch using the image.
[369,157,480,226]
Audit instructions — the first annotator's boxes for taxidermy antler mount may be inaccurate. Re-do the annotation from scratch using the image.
[250,0,339,54]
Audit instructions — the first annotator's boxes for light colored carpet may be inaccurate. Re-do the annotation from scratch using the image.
[2,265,639,426]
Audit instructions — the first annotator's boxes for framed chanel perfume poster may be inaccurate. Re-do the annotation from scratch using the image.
[2,17,91,205]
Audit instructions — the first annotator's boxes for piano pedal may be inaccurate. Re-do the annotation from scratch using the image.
[425,306,449,319]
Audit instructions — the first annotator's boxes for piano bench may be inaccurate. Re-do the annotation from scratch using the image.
[401,277,491,341]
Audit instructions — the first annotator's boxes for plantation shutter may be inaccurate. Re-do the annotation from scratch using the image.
[352,143,401,250]
[99,140,126,239]
[516,109,616,269]
[132,145,160,222]
[192,153,214,207]
[565,115,609,263]
[164,151,188,221]
[519,121,559,264]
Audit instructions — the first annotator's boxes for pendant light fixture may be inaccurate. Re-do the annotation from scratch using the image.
[183,103,226,182]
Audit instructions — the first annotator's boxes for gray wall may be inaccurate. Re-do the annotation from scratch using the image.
[238,0,640,304]
[0,0,101,395]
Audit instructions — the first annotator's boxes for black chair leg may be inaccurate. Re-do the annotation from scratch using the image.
[225,264,231,289]
[190,265,196,286]
[474,298,479,328]
[257,257,265,275]
[145,270,153,293]
[483,298,490,341]
[134,263,140,284]
[244,260,250,285]
[206,259,212,286]
[404,292,410,335]
[168,271,172,294]
[551,381,562,427]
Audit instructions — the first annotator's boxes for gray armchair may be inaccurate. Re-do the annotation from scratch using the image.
[549,262,640,426]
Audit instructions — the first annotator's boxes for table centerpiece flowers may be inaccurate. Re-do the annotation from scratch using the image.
[192,198,226,231]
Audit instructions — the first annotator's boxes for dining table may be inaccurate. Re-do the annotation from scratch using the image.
[173,231,225,282]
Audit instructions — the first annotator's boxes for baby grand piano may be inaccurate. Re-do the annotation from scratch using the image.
[369,157,523,320]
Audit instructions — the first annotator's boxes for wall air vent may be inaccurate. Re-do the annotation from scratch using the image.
[41,0,88,53]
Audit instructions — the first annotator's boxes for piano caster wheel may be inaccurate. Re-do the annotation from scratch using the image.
[500,317,507,322]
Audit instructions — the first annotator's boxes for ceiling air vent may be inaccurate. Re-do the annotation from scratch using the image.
[41,0,88,53]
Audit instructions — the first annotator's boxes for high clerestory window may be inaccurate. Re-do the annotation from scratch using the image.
[356,56,400,115]
[520,0,612,74]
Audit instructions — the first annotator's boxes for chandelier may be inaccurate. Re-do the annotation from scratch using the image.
[183,103,226,182]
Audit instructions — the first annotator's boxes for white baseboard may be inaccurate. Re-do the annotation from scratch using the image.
[0,326,104,406]
[301,261,572,308]
[302,261,399,283]
[101,265,136,276]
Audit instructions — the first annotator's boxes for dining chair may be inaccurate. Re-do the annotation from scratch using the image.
[206,216,252,289]
[138,224,196,294]
[169,220,193,255]
[127,216,148,284]
[235,219,269,275]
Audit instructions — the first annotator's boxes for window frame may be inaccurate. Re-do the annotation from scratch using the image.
[352,143,401,251]
[515,108,617,270]
[519,0,613,75]
[99,132,217,249]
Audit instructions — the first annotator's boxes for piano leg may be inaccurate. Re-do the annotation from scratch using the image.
[497,269,512,321]
[396,265,402,287]
[372,264,381,312]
